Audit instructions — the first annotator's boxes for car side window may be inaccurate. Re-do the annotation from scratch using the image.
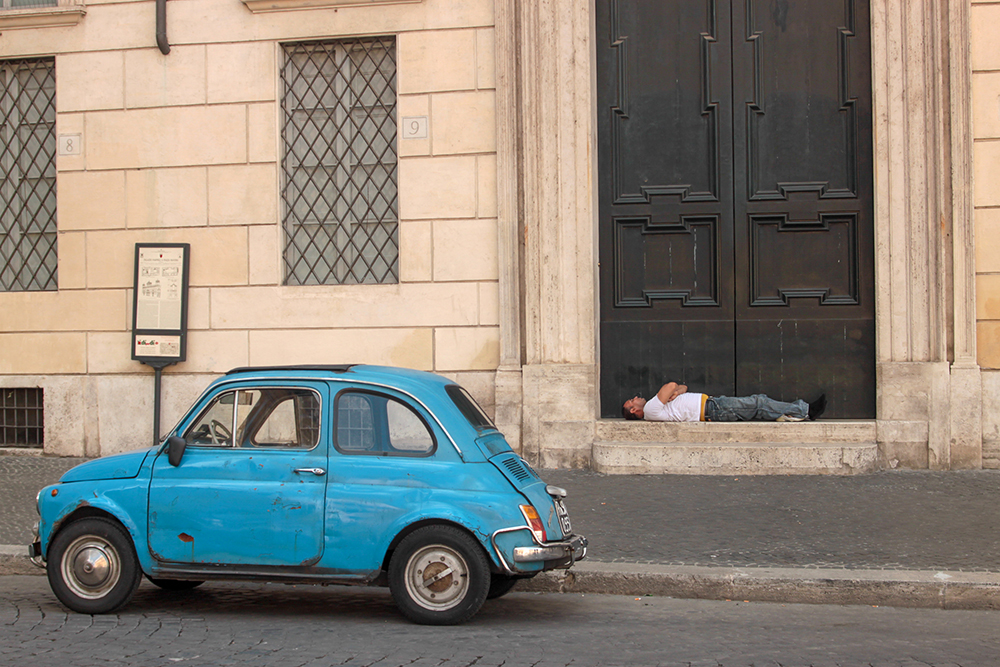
[184,387,320,450]
[185,391,236,446]
[335,390,435,456]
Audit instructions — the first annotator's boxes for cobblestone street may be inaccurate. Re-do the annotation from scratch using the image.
[2,576,999,667]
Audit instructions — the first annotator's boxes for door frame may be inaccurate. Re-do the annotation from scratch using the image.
[492,0,981,470]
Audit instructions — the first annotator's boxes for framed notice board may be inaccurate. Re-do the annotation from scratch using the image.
[131,243,190,365]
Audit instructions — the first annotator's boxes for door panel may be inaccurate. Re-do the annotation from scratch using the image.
[598,0,735,413]
[598,0,875,418]
[731,0,874,416]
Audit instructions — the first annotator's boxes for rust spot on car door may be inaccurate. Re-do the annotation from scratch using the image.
[178,533,194,543]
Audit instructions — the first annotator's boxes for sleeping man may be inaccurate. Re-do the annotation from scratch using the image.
[622,383,826,422]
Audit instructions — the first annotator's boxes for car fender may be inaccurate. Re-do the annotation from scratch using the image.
[39,478,154,573]
[379,497,527,569]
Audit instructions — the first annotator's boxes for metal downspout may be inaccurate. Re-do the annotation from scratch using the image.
[156,0,170,55]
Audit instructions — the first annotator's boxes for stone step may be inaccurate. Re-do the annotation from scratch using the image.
[595,419,876,445]
[592,440,878,475]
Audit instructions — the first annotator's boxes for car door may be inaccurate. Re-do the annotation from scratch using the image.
[147,382,328,567]
[321,384,449,573]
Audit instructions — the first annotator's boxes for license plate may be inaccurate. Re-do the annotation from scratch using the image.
[554,499,572,534]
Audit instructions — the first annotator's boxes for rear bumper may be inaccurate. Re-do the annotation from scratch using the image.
[490,527,587,574]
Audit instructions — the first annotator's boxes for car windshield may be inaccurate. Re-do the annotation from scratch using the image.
[445,384,496,431]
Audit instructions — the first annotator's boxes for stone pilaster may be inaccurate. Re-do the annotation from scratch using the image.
[871,0,981,469]
[494,0,599,466]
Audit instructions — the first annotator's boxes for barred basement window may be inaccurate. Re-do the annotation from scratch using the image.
[281,38,398,285]
[0,388,43,448]
[0,58,56,292]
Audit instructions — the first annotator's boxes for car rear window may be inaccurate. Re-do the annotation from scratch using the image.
[446,385,495,431]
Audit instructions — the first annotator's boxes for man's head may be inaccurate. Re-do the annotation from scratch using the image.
[622,395,646,420]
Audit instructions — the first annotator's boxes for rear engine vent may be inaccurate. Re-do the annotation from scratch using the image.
[502,456,533,482]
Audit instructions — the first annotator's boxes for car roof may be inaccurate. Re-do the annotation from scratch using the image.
[221,364,454,393]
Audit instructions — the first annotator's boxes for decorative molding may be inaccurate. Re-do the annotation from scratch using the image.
[0,4,84,29]
[748,213,860,307]
[609,0,721,205]
[240,0,420,14]
[613,216,720,308]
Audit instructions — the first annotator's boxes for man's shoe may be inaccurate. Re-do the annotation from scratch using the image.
[777,414,807,422]
[808,394,827,421]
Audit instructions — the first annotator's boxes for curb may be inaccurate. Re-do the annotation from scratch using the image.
[519,562,1000,611]
[4,545,997,611]
[0,545,42,576]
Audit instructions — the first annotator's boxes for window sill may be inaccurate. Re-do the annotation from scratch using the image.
[0,5,84,29]
[241,0,419,13]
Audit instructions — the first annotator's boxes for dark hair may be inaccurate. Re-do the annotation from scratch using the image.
[622,404,641,420]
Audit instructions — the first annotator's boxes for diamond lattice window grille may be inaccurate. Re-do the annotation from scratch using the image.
[0,58,56,292]
[281,38,398,286]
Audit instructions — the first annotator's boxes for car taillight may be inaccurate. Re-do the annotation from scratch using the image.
[519,504,546,543]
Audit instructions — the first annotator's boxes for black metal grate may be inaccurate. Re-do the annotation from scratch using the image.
[0,388,43,447]
[0,58,56,292]
[281,38,398,286]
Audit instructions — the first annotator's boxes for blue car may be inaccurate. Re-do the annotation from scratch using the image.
[30,365,586,625]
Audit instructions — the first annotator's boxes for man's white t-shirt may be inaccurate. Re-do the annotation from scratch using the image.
[643,392,706,422]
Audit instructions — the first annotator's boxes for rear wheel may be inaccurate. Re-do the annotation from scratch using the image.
[47,518,142,614]
[147,577,204,591]
[388,525,490,625]
[487,573,527,600]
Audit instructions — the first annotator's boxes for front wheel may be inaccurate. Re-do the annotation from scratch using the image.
[47,518,142,614]
[388,525,490,625]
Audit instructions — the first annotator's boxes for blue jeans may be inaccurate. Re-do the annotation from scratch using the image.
[704,394,808,421]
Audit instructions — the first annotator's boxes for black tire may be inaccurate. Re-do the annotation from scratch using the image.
[486,573,523,600]
[388,525,490,625]
[147,577,204,591]
[47,517,142,614]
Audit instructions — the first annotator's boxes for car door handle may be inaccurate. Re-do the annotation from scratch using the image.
[293,467,326,476]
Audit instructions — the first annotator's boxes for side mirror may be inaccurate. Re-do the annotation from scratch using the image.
[167,435,187,466]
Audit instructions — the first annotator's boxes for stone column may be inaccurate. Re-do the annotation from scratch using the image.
[494,0,599,467]
[871,0,981,469]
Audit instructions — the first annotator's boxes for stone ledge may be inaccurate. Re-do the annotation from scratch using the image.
[0,447,44,457]
[592,441,878,475]
[0,5,84,29]
[240,0,419,13]
[596,419,876,444]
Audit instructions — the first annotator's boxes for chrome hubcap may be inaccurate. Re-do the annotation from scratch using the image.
[62,536,121,600]
[404,545,470,611]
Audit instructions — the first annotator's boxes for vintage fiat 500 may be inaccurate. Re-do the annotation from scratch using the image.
[30,365,586,625]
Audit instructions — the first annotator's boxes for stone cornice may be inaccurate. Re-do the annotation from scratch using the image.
[0,5,84,30]
[240,0,419,13]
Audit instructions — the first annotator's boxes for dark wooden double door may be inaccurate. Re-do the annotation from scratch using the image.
[598,0,875,418]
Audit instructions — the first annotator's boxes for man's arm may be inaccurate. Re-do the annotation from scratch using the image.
[656,382,688,403]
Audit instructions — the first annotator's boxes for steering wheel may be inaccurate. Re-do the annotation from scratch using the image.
[210,419,233,445]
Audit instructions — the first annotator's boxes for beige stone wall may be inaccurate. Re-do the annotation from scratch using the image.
[973,1,1000,467]
[0,0,498,455]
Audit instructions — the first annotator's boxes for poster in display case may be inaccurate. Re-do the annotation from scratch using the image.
[131,243,190,364]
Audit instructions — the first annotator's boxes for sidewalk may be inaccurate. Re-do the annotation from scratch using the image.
[2,453,999,609]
